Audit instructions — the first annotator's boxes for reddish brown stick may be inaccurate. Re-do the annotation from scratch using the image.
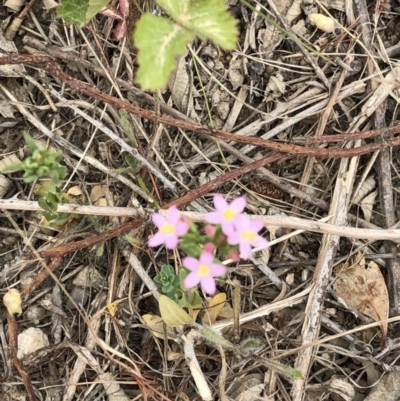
[21,219,144,300]
[27,219,144,260]
[163,152,284,209]
[0,54,399,159]
[7,314,37,401]
[293,126,398,144]
[20,257,62,300]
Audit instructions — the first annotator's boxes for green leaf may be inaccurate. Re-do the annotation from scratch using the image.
[23,132,38,153]
[159,295,193,327]
[156,0,190,17]
[134,14,194,90]
[179,0,238,49]
[155,0,237,49]
[57,0,110,27]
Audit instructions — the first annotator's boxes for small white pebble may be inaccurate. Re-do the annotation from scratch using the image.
[309,13,336,33]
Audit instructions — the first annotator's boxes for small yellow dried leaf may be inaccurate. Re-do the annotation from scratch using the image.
[3,288,22,315]
[90,185,107,203]
[167,351,182,361]
[142,314,174,340]
[309,13,335,33]
[159,295,193,327]
[107,301,118,317]
[67,185,84,196]
[202,293,227,324]
[97,198,108,207]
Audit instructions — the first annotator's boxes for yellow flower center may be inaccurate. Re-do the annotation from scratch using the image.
[241,231,256,242]
[223,208,236,221]
[160,223,175,235]
[197,264,210,278]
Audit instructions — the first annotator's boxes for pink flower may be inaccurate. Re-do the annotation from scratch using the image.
[204,225,216,236]
[148,206,189,249]
[203,242,215,253]
[227,215,268,259]
[183,251,227,295]
[229,249,240,262]
[206,194,246,236]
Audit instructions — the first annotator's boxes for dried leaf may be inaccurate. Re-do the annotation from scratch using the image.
[159,295,193,327]
[0,101,16,118]
[353,176,376,204]
[168,54,191,114]
[90,185,107,203]
[4,0,24,11]
[42,0,59,9]
[228,58,244,91]
[0,154,21,173]
[142,314,174,340]
[333,252,389,346]
[360,189,378,222]
[268,74,286,94]
[202,293,227,324]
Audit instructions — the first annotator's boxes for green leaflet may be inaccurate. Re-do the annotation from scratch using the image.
[57,0,110,27]
[134,14,194,91]
[159,295,193,327]
[134,0,238,90]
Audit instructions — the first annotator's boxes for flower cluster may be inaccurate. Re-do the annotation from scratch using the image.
[149,195,268,295]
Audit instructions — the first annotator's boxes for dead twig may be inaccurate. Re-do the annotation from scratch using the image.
[26,219,144,260]
[0,54,399,159]
[6,313,36,401]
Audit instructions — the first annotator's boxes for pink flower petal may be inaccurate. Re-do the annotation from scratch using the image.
[221,221,235,236]
[250,219,265,232]
[184,272,200,289]
[201,276,216,295]
[205,211,222,224]
[165,236,179,249]
[213,194,228,211]
[230,196,246,212]
[239,242,252,259]
[255,237,269,249]
[183,257,200,271]
[176,221,189,236]
[199,251,213,265]
[152,213,165,228]
[148,232,166,247]
[227,232,240,245]
[210,264,226,277]
[167,206,180,224]
[234,214,250,230]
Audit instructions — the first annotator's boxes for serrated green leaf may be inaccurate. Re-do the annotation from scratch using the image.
[155,0,190,17]
[134,14,194,90]
[156,0,237,50]
[57,0,110,27]
[185,0,237,49]
[159,295,193,327]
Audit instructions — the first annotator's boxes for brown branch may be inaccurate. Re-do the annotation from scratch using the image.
[7,314,37,401]
[21,219,144,300]
[20,257,62,300]
[0,54,399,159]
[163,152,284,209]
[26,219,144,260]
[292,124,400,144]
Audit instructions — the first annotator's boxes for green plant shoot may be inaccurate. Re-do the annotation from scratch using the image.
[134,0,238,90]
